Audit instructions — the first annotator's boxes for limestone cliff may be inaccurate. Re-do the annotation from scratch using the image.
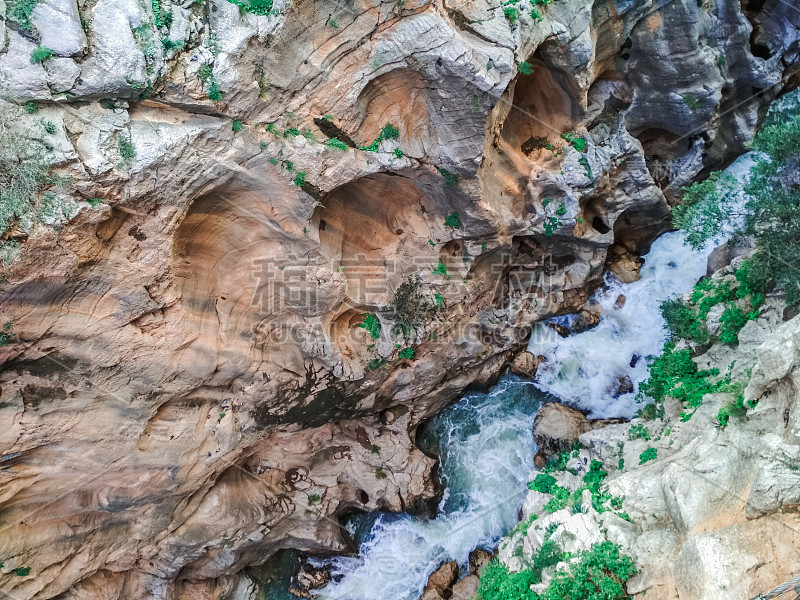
[0,0,797,597]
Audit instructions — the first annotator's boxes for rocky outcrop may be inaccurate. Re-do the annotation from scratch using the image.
[489,307,800,600]
[0,0,797,597]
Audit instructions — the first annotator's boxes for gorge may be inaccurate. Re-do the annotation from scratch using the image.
[0,0,799,598]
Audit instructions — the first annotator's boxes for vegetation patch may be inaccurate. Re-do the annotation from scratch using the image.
[477,541,635,600]
[30,46,54,64]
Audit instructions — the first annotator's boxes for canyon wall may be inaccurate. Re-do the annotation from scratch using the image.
[0,0,798,597]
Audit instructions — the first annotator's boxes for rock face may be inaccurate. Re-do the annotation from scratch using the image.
[0,0,796,597]
[493,311,800,600]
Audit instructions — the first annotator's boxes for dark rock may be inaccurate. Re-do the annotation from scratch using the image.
[614,294,627,309]
[469,548,492,575]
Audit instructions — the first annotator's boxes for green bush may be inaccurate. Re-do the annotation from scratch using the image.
[326,137,349,150]
[561,132,586,152]
[30,46,54,64]
[225,0,273,15]
[540,542,636,600]
[438,167,459,187]
[628,424,650,441]
[660,297,709,344]
[504,5,518,23]
[367,358,387,371]
[380,123,399,140]
[675,105,800,305]
[518,61,534,75]
[375,467,387,479]
[528,472,557,494]
[682,94,701,110]
[208,79,224,101]
[433,260,449,278]
[398,347,414,359]
[358,314,382,339]
[198,64,213,81]
[307,493,321,505]
[0,322,16,347]
[232,119,243,132]
[118,135,136,166]
[390,275,429,336]
[23,102,39,114]
[444,211,462,229]
[293,171,306,187]
[639,447,657,465]
[6,0,39,30]
[477,542,635,600]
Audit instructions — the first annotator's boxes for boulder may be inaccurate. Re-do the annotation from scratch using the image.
[423,561,459,596]
[509,351,539,378]
[608,246,644,283]
[452,575,480,600]
[469,548,493,575]
[533,403,593,458]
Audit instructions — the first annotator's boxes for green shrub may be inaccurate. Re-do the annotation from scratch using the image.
[438,167,459,187]
[198,64,213,81]
[208,79,224,101]
[628,424,650,441]
[308,493,321,505]
[14,566,31,577]
[528,472,557,494]
[87,197,103,208]
[30,46,54,64]
[375,467,387,479]
[478,542,635,600]
[444,211,462,229]
[367,358,387,371]
[561,132,586,152]
[582,460,607,494]
[0,322,16,347]
[393,147,404,158]
[380,123,399,140]
[434,292,444,308]
[636,402,664,421]
[23,102,39,114]
[518,61,534,75]
[358,314,382,339]
[504,5,518,22]
[6,0,39,30]
[660,297,709,344]
[639,447,657,465]
[682,94,701,110]
[371,443,381,455]
[398,347,414,359]
[225,0,273,15]
[325,137,349,150]
[118,135,136,166]
[390,275,429,336]
[433,261,449,278]
[293,171,306,187]
[675,105,800,305]
[531,7,542,20]
[543,216,560,236]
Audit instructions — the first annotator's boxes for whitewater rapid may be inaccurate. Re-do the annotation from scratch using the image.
[529,154,754,418]
[314,378,546,599]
